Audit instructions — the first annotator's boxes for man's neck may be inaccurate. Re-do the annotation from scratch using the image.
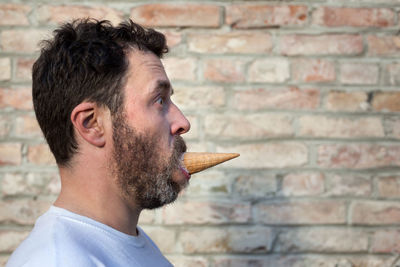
[54,163,141,236]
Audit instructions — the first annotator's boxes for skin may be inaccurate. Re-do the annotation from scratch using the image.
[54,49,190,236]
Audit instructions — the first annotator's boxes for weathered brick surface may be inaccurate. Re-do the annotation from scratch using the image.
[204,113,293,139]
[324,91,368,112]
[367,35,400,56]
[372,92,400,112]
[279,34,363,56]
[0,143,22,166]
[232,87,320,111]
[203,58,247,83]
[226,4,308,28]
[291,58,335,83]
[255,200,346,224]
[318,144,400,169]
[298,116,384,138]
[281,172,324,196]
[276,228,368,252]
[188,32,272,54]
[162,200,251,225]
[351,201,400,225]
[217,143,308,169]
[1,1,400,264]
[340,62,379,85]
[131,4,220,28]
[36,5,123,25]
[312,7,395,27]
[0,87,33,110]
[0,4,31,26]
[248,58,289,83]
[325,174,372,197]
[377,175,400,198]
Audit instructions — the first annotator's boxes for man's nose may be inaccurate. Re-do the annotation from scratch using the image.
[170,103,190,135]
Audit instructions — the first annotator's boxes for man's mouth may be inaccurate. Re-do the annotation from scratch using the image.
[179,154,191,180]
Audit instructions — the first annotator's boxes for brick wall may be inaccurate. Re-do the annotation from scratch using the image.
[1,1,400,266]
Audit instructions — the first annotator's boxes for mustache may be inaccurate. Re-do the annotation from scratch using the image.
[173,135,187,156]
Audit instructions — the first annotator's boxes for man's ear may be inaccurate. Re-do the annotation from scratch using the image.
[70,102,108,148]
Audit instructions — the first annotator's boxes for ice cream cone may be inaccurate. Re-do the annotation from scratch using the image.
[183,152,240,174]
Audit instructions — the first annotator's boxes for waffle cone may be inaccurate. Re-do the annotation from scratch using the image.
[183,152,240,174]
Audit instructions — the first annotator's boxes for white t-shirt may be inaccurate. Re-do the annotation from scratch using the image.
[6,206,173,267]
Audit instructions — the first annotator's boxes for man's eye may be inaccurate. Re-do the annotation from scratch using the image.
[156,97,164,105]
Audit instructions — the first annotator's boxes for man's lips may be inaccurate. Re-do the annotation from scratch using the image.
[180,166,191,180]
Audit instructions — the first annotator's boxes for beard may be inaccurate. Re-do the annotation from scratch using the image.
[110,112,188,210]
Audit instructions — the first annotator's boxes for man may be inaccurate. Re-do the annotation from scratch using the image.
[7,18,191,267]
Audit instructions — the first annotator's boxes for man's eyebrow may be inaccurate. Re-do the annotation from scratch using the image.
[155,80,174,95]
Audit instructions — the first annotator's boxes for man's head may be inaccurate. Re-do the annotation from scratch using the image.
[32,19,191,209]
[32,19,168,166]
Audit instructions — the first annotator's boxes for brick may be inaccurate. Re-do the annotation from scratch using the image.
[0,230,30,252]
[340,62,379,84]
[162,57,196,81]
[318,144,400,169]
[181,115,197,140]
[0,87,33,110]
[141,227,176,253]
[137,209,155,224]
[371,229,400,253]
[372,92,400,112]
[298,116,384,138]
[352,201,400,225]
[0,58,11,81]
[162,200,251,225]
[0,114,12,137]
[188,32,272,54]
[180,227,273,253]
[234,174,277,197]
[281,172,324,196]
[0,199,51,225]
[367,35,400,56]
[280,34,363,56]
[232,87,320,111]
[1,30,48,53]
[226,4,307,28]
[172,86,225,110]
[216,142,308,169]
[130,4,220,28]
[184,170,231,196]
[0,4,30,26]
[204,113,293,139]
[204,58,246,83]
[292,59,335,83]
[325,91,368,112]
[27,144,56,165]
[0,143,21,166]
[161,31,182,48]
[377,175,400,198]
[15,115,42,138]
[313,7,394,27]
[276,228,368,252]
[180,228,228,253]
[383,63,400,85]
[214,255,396,267]
[256,200,346,224]
[386,116,400,139]
[326,174,371,197]
[248,58,289,83]
[37,5,123,25]
[167,256,208,267]
[15,57,35,81]
[1,172,58,196]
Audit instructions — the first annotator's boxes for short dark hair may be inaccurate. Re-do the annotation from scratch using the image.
[32,19,168,166]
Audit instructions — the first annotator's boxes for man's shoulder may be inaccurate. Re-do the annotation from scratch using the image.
[6,209,104,267]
